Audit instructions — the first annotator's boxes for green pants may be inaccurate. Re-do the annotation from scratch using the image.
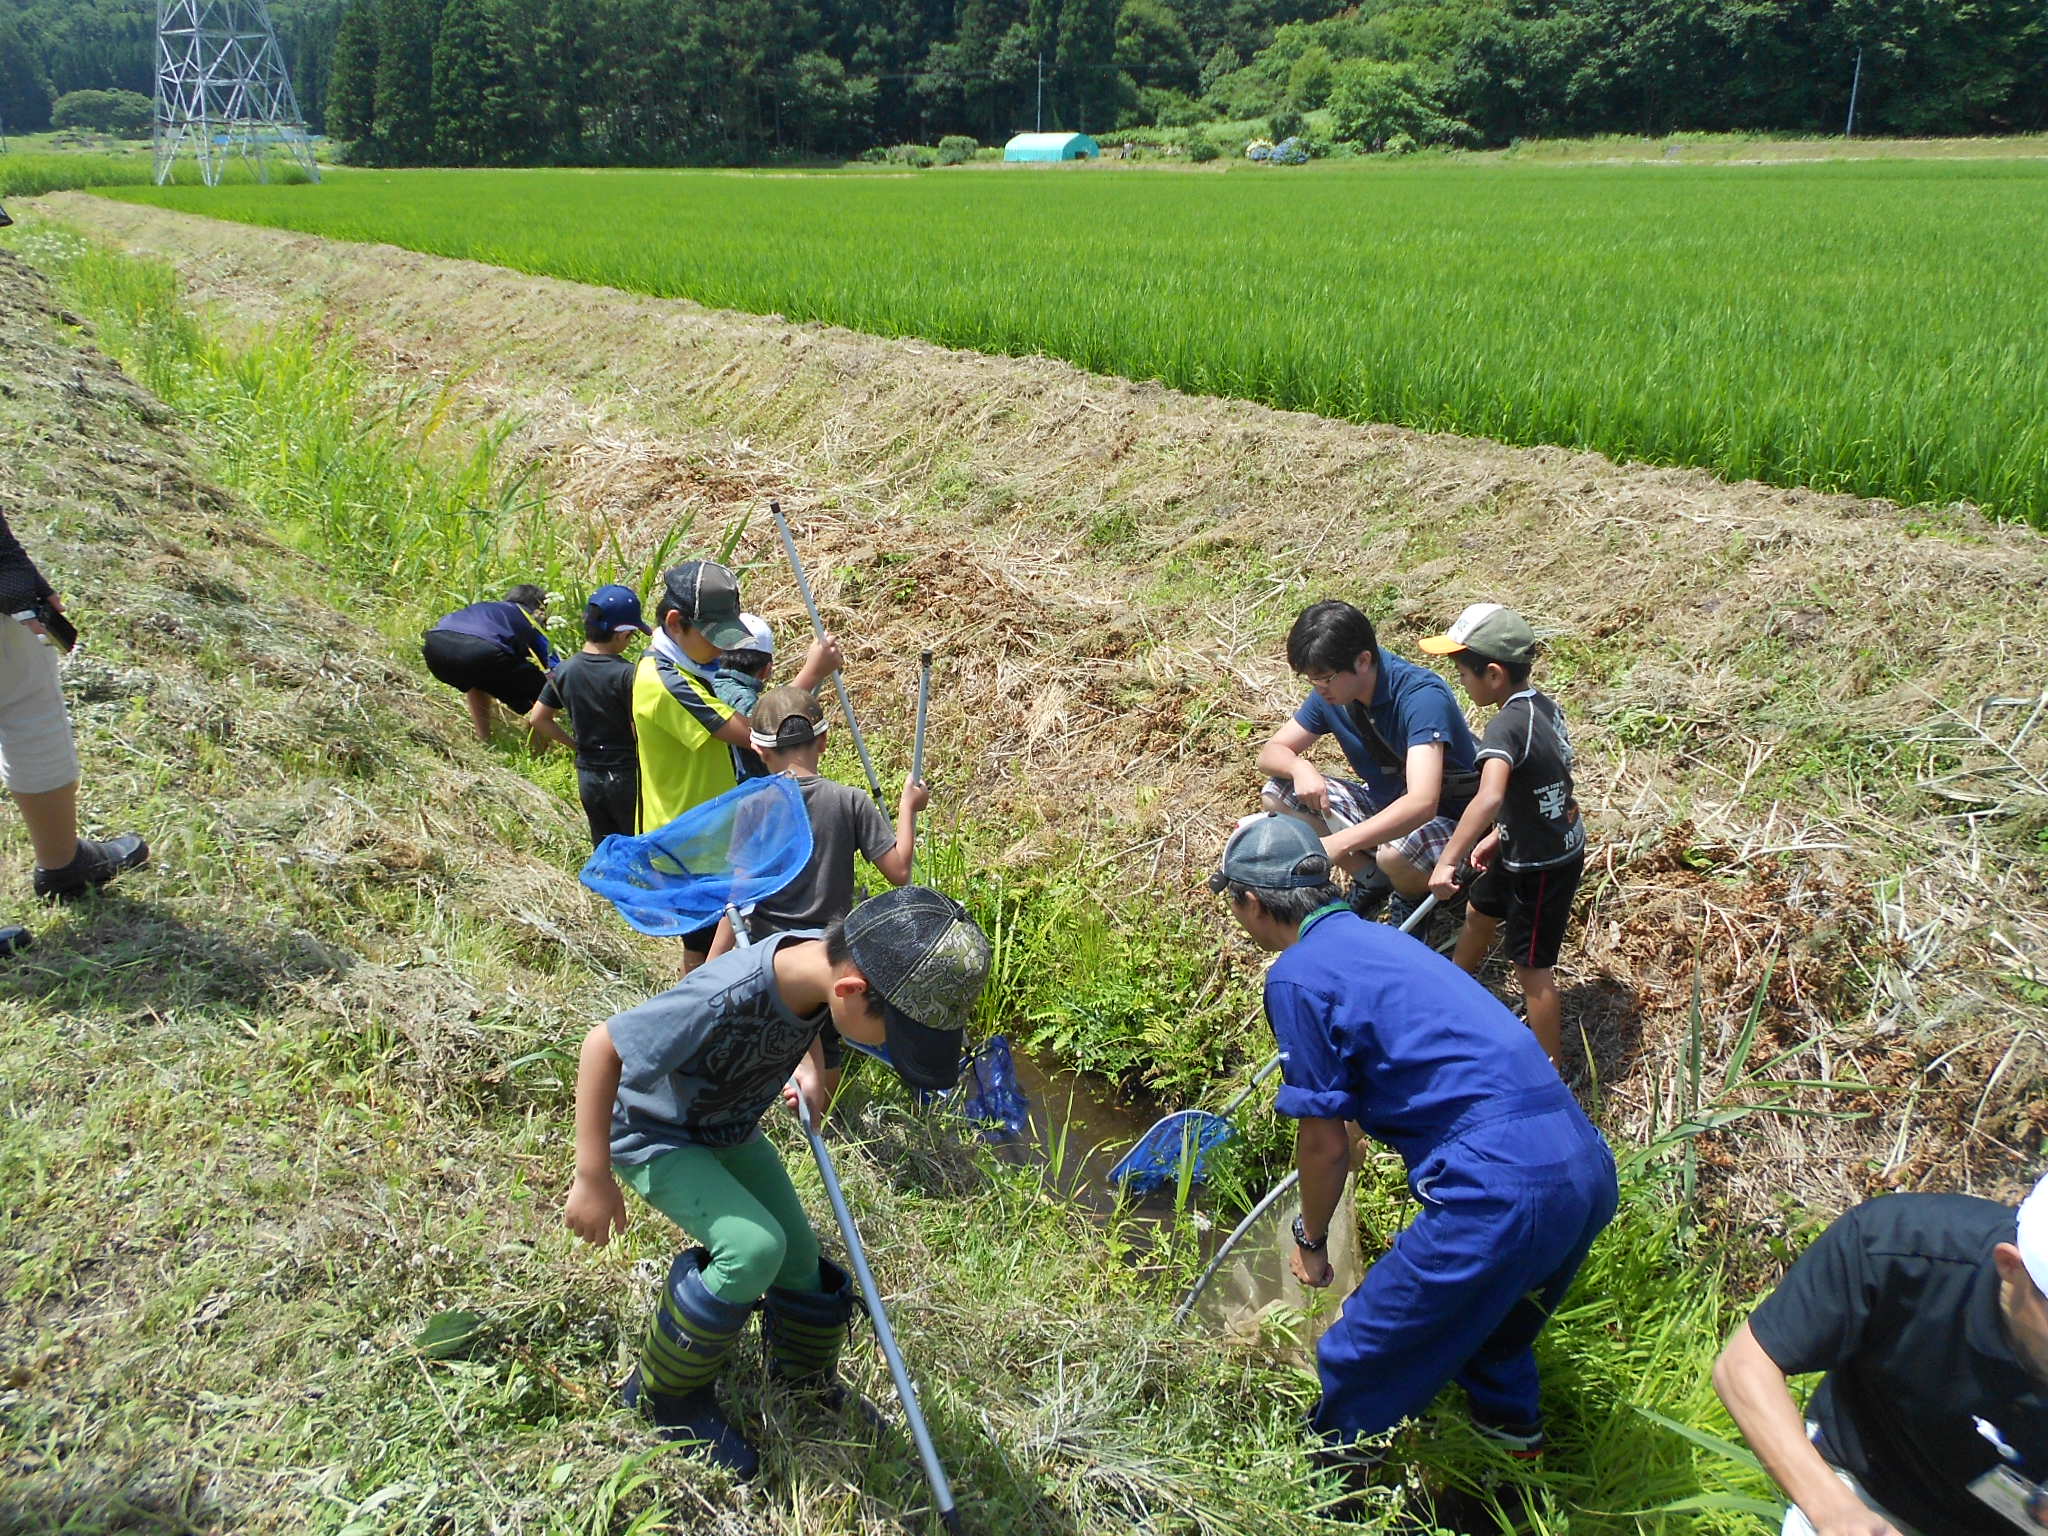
[619,1136,822,1305]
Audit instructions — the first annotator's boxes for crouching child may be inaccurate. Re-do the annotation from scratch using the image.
[563,885,992,1478]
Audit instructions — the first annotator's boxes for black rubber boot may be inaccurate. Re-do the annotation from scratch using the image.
[762,1257,859,1409]
[0,926,31,957]
[34,833,150,903]
[620,1248,759,1478]
[1346,866,1393,919]
[1308,1430,1391,1523]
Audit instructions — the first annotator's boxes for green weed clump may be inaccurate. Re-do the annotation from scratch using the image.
[102,158,2048,525]
[0,151,314,198]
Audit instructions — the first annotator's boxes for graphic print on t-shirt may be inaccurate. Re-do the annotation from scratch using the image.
[1475,689,1585,870]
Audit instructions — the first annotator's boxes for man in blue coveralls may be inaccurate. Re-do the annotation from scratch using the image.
[1210,813,1618,1491]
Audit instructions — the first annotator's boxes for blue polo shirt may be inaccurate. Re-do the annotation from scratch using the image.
[1293,648,1478,816]
[1265,909,1573,1171]
[432,600,560,671]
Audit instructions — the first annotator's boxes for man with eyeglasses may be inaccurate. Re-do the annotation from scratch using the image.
[1256,599,1481,922]
[1715,1173,2048,1535]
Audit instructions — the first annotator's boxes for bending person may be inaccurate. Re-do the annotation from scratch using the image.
[1,510,148,926]
[1258,600,1480,923]
[1714,1175,2048,1536]
[1211,813,1616,1503]
[422,583,559,743]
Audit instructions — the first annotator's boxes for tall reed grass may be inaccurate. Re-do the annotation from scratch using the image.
[1,150,314,199]
[106,158,2048,526]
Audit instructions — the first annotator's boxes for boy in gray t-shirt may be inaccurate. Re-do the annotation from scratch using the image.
[565,887,990,1479]
[707,687,928,1084]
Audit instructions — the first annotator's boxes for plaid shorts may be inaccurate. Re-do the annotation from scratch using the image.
[1261,775,1457,872]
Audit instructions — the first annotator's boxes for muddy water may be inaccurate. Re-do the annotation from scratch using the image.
[993,1045,1194,1217]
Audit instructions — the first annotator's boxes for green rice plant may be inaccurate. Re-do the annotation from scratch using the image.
[99,157,2048,525]
[0,149,315,198]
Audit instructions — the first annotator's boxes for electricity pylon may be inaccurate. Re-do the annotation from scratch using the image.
[153,0,320,186]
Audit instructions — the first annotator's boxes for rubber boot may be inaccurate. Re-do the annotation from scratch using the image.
[34,833,150,903]
[619,1248,759,1478]
[0,926,31,957]
[762,1257,858,1408]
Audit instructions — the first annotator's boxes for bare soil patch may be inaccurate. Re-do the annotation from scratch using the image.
[33,194,2048,1226]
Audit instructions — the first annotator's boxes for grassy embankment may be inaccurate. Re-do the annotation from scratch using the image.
[0,219,1788,1533]
[0,150,315,200]
[99,157,2048,526]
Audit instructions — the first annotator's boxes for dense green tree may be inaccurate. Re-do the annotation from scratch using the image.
[373,0,439,161]
[1115,0,1197,91]
[0,16,51,131]
[326,1,380,142]
[1055,0,1121,127]
[51,84,151,133]
[430,0,496,161]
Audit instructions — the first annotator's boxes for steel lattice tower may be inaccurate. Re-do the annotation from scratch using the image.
[154,0,320,186]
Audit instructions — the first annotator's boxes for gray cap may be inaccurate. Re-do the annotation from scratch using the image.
[660,561,751,650]
[844,886,992,1090]
[1208,814,1331,894]
[1418,602,1537,666]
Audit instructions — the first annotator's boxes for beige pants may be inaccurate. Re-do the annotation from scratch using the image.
[0,616,80,794]
[1780,1468,1922,1536]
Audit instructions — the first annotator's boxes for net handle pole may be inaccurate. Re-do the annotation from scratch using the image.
[770,501,885,805]
[729,902,961,1533]
[1174,1169,1301,1325]
[912,649,933,786]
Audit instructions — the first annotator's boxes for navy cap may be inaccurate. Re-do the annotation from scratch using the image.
[1207,814,1331,894]
[586,583,650,637]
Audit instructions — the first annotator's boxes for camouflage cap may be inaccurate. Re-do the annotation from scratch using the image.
[843,885,992,1090]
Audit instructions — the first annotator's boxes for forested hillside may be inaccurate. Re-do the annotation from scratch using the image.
[4,0,2045,166]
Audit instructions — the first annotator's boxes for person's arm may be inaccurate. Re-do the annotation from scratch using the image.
[712,711,753,747]
[705,911,737,960]
[793,633,844,693]
[782,1034,841,1123]
[526,700,577,752]
[1290,1116,1350,1287]
[1714,1321,1899,1536]
[1323,741,1445,863]
[1257,719,1330,813]
[871,779,929,886]
[1430,757,1509,898]
[563,1024,630,1247]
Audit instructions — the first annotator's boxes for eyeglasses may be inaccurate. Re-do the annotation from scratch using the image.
[1302,670,1342,688]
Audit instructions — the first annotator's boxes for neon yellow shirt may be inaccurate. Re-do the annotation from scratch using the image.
[633,652,736,833]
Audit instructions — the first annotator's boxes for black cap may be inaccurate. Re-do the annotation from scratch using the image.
[843,886,992,1091]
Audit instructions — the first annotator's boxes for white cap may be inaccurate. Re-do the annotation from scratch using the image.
[2019,1173,2048,1294]
[736,612,774,655]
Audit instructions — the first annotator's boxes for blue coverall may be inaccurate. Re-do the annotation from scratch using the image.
[1267,907,1619,1442]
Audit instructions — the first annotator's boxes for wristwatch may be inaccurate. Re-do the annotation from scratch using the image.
[1292,1214,1327,1253]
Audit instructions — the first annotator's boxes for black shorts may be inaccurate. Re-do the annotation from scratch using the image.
[421,629,547,714]
[577,764,639,849]
[1467,853,1583,971]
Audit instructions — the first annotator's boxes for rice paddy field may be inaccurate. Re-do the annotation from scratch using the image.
[101,157,2048,526]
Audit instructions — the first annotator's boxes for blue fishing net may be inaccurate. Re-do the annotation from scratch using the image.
[580,775,813,936]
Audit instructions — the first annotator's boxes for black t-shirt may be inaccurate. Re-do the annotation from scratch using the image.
[1475,689,1584,870]
[1748,1194,2048,1536]
[538,651,638,770]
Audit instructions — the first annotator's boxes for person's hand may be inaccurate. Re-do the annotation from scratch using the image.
[564,1170,630,1247]
[902,779,931,815]
[1290,1243,1335,1288]
[1428,861,1463,902]
[1468,830,1499,873]
[1293,761,1329,817]
[18,591,60,641]
[1804,1494,1902,1536]
[802,633,843,683]
[783,1068,827,1125]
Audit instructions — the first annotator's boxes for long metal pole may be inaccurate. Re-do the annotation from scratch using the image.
[769,501,885,805]
[1845,45,1863,139]
[727,906,962,1532]
[912,649,933,785]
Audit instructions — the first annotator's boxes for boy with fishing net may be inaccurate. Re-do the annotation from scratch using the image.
[703,686,931,1100]
[636,561,840,968]
[563,884,991,1478]
[1419,603,1587,1067]
[1210,813,1616,1512]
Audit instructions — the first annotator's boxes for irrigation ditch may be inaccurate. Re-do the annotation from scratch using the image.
[2,198,2046,1533]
